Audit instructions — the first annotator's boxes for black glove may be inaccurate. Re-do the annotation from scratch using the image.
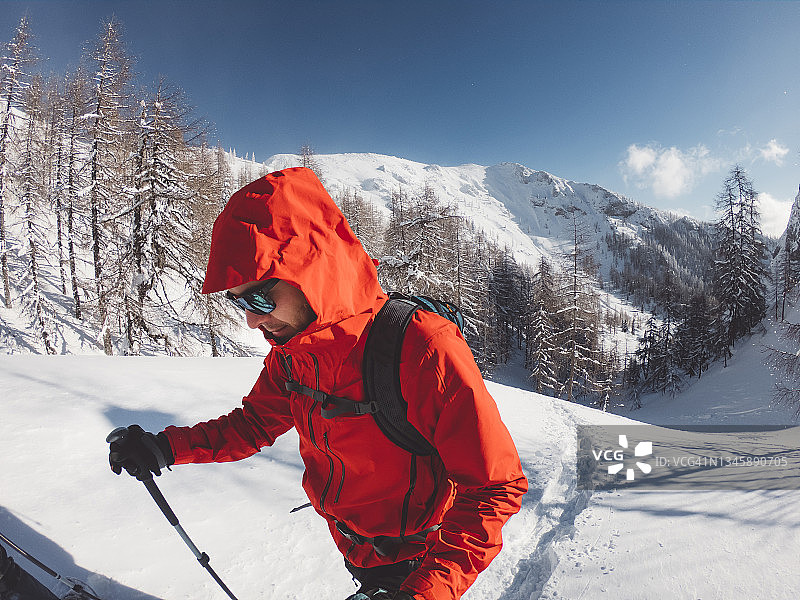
[107,425,174,479]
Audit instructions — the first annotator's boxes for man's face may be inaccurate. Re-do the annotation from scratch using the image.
[227,279,317,345]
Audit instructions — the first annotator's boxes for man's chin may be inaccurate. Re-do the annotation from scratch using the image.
[261,327,294,346]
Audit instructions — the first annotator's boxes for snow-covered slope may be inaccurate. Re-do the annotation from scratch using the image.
[257,152,689,272]
[773,185,800,267]
[1,344,798,600]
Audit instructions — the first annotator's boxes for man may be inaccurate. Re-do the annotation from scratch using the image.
[108,167,527,600]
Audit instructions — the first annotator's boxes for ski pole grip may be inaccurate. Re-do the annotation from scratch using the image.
[142,478,180,527]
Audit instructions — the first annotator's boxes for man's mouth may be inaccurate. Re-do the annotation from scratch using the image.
[261,324,288,338]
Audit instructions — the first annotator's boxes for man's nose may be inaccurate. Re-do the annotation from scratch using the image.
[245,310,274,329]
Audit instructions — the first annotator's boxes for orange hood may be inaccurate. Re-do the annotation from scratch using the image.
[202,167,387,340]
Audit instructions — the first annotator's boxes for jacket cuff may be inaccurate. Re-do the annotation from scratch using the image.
[155,432,175,466]
[400,569,453,600]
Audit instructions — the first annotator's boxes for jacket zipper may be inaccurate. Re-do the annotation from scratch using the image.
[304,352,338,514]
[324,431,346,505]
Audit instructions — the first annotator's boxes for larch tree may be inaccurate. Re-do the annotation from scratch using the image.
[557,207,602,402]
[0,15,36,308]
[61,67,89,319]
[17,75,57,353]
[84,18,133,354]
[125,79,204,353]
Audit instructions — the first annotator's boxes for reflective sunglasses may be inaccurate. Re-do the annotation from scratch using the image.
[226,279,279,315]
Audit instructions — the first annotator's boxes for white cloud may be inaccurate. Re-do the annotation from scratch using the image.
[758,192,794,238]
[619,143,722,198]
[758,139,790,166]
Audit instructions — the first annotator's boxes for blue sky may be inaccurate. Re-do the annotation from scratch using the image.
[2,0,799,235]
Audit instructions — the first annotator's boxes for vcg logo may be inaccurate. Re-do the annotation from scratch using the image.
[592,434,654,481]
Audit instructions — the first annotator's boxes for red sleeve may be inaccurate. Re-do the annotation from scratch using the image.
[399,317,528,600]
[163,353,295,464]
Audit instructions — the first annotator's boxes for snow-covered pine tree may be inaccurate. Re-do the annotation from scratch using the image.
[0,15,36,308]
[179,141,239,356]
[712,166,767,356]
[298,143,325,185]
[335,187,385,259]
[557,207,602,402]
[526,256,560,396]
[647,273,683,396]
[490,247,524,365]
[124,79,203,354]
[85,18,133,354]
[379,184,458,298]
[677,291,715,379]
[42,74,68,296]
[61,67,89,319]
[455,223,494,373]
[16,75,57,353]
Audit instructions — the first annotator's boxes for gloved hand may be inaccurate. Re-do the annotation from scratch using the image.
[107,425,174,479]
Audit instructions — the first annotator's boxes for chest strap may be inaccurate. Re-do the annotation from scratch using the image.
[284,380,378,419]
[335,520,440,557]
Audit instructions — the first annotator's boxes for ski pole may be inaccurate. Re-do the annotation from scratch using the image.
[0,531,103,600]
[106,427,240,600]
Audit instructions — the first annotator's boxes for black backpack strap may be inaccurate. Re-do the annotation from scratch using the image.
[284,380,378,418]
[363,298,437,456]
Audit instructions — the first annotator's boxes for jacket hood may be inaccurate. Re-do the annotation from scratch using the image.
[203,167,386,340]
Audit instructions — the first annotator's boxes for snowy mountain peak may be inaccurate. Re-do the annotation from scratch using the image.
[232,153,678,264]
[248,152,694,271]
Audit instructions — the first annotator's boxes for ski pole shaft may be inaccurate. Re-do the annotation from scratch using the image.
[139,475,240,600]
[0,531,59,579]
[0,531,103,600]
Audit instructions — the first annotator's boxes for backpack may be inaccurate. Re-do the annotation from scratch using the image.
[283,292,465,456]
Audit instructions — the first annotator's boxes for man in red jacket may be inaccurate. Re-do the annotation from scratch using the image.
[108,167,528,600]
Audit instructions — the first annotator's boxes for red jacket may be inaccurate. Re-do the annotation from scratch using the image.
[163,168,528,599]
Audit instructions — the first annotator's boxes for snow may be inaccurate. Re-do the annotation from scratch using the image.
[1,148,797,598]
[255,153,671,273]
[2,322,799,600]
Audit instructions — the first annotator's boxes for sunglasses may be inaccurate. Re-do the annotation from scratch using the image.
[226,279,279,315]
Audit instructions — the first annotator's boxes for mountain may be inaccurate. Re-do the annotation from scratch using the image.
[251,152,712,285]
[0,149,718,360]
[773,185,800,263]
[772,186,800,320]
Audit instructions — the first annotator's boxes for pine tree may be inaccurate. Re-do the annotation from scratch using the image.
[456,225,494,372]
[124,79,204,353]
[526,257,560,396]
[0,15,36,308]
[184,141,239,356]
[43,74,68,296]
[85,18,133,354]
[17,75,57,353]
[677,292,710,378]
[712,166,767,355]
[380,185,458,297]
[649,274,683,396]
[298,143,325,184]
[336,187,385,259]
[490,248,523,364]
[62,67,89,319]
[557,208,602,402]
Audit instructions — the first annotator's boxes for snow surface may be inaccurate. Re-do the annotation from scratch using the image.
[2,317,799,600]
